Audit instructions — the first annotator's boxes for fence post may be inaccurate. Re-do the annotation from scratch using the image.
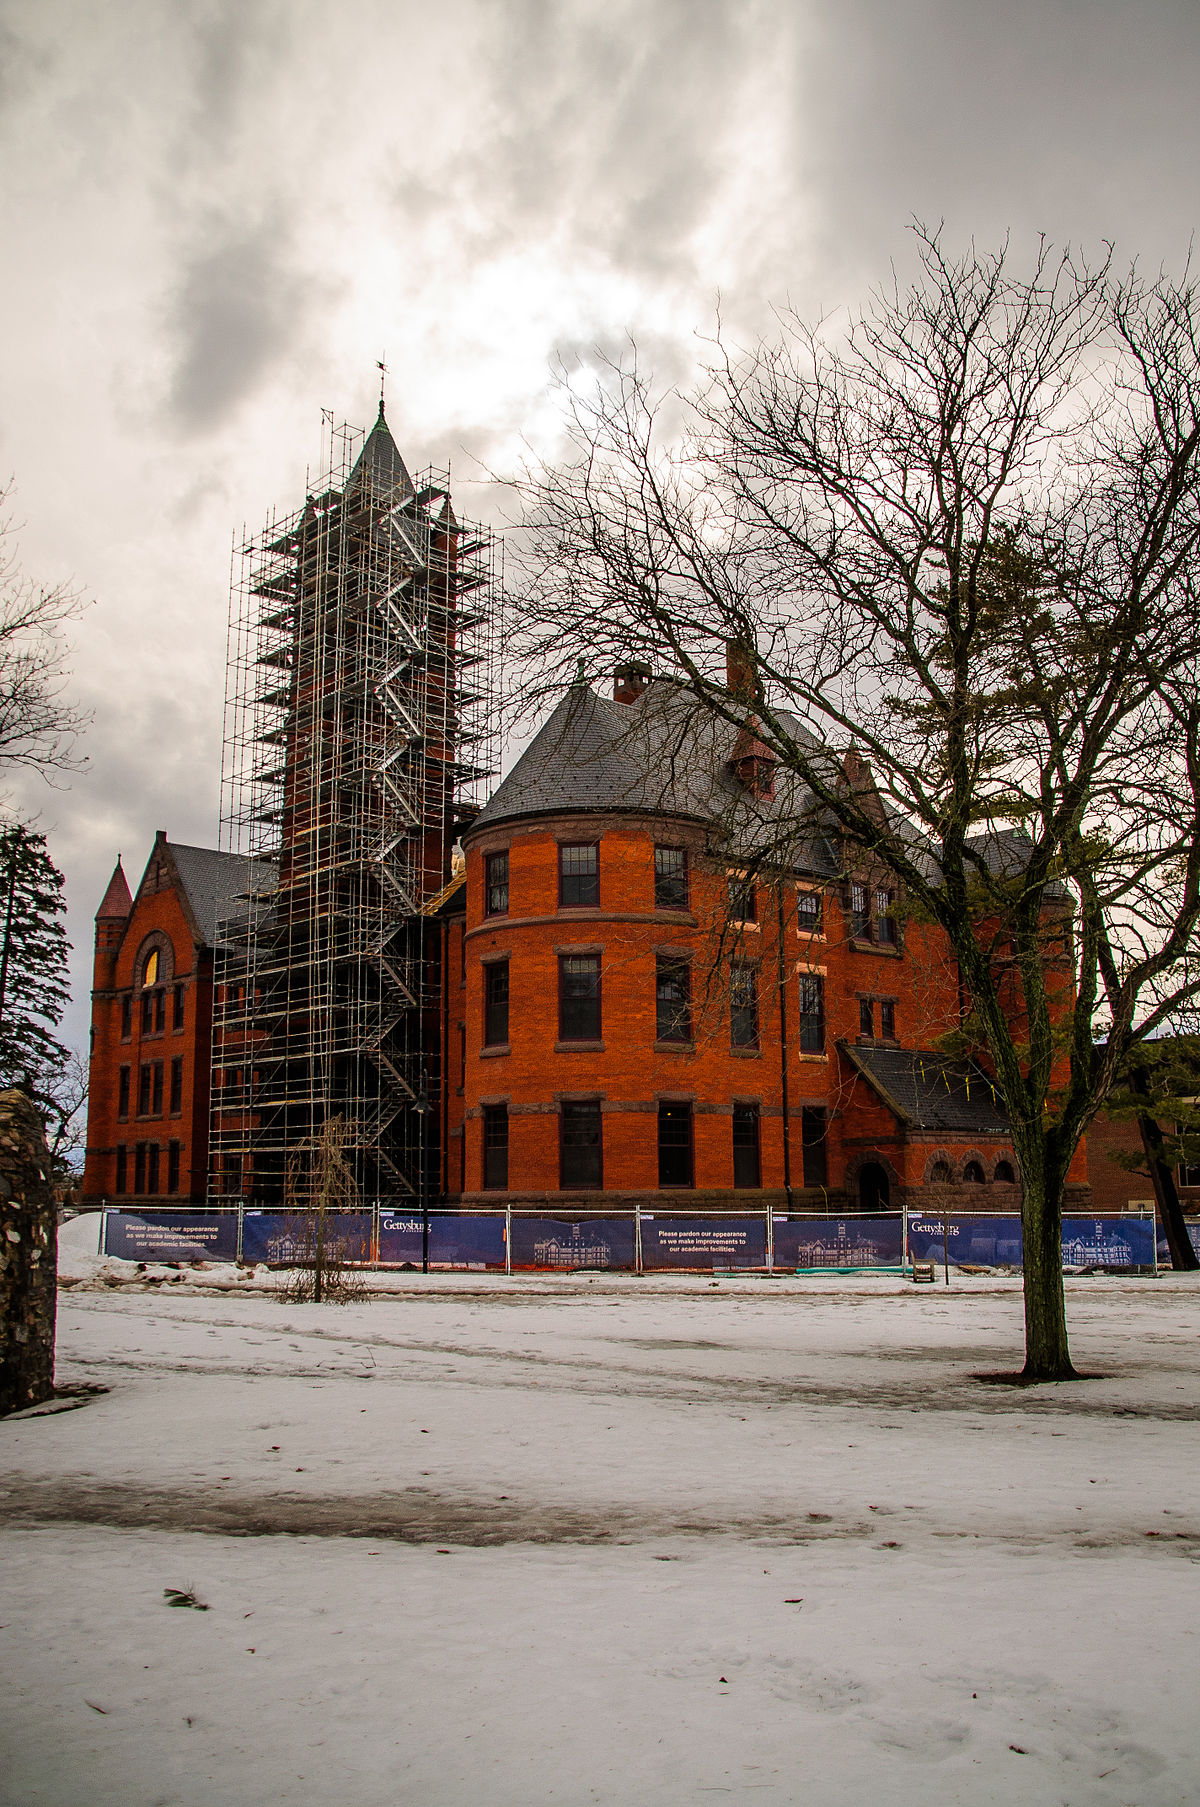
[98,1208,106,1256]
[902,1207,908,1274]
[766,1205,774,1275]
[505,1204,512,1276]
[236,1201,244,1265]
[372,1198,381,1265]
[634,1199,643,1274]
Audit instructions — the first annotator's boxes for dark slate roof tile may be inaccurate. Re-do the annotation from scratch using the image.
[839,1041,1010,1134]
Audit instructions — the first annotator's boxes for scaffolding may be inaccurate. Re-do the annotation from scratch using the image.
[210,407,498,1204]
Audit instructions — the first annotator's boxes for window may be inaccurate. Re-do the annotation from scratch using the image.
[729,873,757,922]
[1179,1156,1200,1188]
[559,954,601,1042]
[655,957,691,1044]
[117,1066,130,1121]
[120,995,132,1041]
[170,1057,183,1115]
[658,1102,693,1187]
[559,843,599,908]
[134,1142,147,1195]
[151,1061,164,1117]
[875,888,897,944]
[560,1100,603,1189]
[144,949,159,987]
[155,990,166,1033]
[482,1104,508,1190]
[801,1108,828,1187]
[732,1103,761,1188]
[994,1160,1016,1184]
[963,1160,986,1184]
[115,1145,127,1194]
[859,997,875,1039]
[142,993,155,1034]
[797,890,823,935]
[929,1159,953,1184]
[138,1063,152,1116]
[168,1141,181,1194]
[797,974,825,1053]
[483,960,509,1047]
[879,999,896,1040]
[485,850,509,916]
[458,1023,466,1091]
[850,882,871,938]
[146,1143,160,1194]
[730,963,758,1048]
[173,984,185,1030]
[654,845,688,911]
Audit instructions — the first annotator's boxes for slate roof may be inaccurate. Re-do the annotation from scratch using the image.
[169,844,277,948]
[839,1042,1010,1135]
[474,680,840,875]
[348,404,414,502]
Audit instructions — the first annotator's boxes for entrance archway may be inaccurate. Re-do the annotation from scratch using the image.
[857,1162,890,1212]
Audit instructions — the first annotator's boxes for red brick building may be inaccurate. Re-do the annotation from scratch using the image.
[443,673,1089,1214]
[82,833,273,1204]
[84,679,1089,1215]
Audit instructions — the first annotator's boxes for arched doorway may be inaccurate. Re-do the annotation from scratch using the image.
[858,1162,890,1212]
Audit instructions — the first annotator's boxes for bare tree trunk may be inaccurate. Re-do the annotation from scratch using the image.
[1017,1157,1077,1381]
[0,1087,56,1415]
[1129,1069,1199,1271]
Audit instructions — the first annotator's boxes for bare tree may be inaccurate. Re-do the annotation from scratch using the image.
[0,487,87,779]
[507,228,1200,1381]
[281,1116,369,1304]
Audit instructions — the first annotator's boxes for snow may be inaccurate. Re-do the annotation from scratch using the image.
[2,1229,1200,1804]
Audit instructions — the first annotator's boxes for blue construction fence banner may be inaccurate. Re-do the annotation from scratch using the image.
[904,1213,1156,1270]
[640,1217,767,1269]
[774,1215,903,1269]
[103,1211,238,1263]
[510,1217,637,1271]
[378,1212,507,1269]
[240,1211,372,1265]
[1156,1220,1200,1263]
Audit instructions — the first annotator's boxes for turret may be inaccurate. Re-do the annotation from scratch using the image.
[93,859,132,990]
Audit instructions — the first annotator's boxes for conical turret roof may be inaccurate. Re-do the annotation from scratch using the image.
[96,859,132,921]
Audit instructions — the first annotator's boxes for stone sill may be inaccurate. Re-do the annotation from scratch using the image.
[479,1044,511,1058]
[554,1040,606,1053]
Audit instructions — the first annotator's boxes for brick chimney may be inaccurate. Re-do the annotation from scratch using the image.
[726,638,760,702]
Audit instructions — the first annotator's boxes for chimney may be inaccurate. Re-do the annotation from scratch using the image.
[613,663,651,705]
[726,639,760,702]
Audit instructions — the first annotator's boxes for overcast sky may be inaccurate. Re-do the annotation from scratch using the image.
[3,0,1200,1049]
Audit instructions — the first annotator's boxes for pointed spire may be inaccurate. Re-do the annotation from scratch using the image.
[348,391,414,504]
[96,858,132,921]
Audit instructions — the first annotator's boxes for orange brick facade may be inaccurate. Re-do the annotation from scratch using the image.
[445,804,1089,1212]
[82,836,241,1206]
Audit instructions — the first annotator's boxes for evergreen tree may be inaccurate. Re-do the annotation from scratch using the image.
[0,822,71,1125]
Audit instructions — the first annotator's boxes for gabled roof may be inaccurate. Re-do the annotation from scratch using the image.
[839,1041,1010,1135]
[472,680,839,875]
[347,403,414,503]
[96,859,132,921]
[168,843,276,947]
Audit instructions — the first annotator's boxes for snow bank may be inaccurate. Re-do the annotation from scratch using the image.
[56,1212,275,1293]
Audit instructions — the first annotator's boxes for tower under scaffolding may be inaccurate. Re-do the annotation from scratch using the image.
[210,406,498,1204]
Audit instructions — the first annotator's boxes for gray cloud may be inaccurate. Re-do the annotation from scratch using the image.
[165,218,314,432]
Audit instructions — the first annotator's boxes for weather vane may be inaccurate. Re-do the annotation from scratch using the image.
[377,356,388,415]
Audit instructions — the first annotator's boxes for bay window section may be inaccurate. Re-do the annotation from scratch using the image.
[559,954,602,1042]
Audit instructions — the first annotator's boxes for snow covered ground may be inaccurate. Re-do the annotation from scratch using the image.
[2,1220,1200,1805]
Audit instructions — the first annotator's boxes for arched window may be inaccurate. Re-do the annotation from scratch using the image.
[858,1162,890,1212]
[994,1160,1016,1184]
[144,949,159,987]
[929,1160,952,1184]
[963,1160,986,1184]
